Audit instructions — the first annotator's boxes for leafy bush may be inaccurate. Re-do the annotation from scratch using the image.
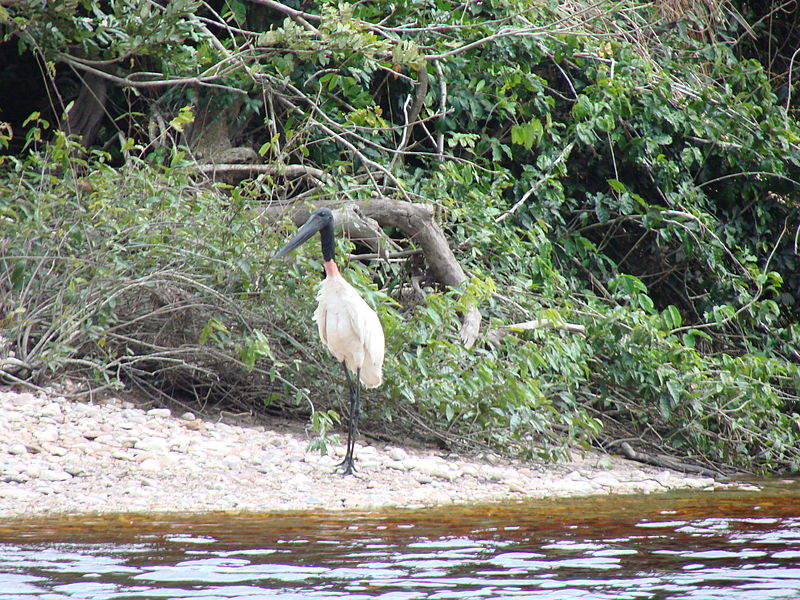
[1,130,322,413]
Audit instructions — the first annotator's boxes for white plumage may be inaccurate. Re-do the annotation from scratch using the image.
[314,275,385,389]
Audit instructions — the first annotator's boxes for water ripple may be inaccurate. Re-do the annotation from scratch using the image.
[2,485,800,599]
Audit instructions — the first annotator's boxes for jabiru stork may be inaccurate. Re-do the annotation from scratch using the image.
[274,207,385,475]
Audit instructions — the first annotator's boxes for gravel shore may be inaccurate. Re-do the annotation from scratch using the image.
[0,386,727,519]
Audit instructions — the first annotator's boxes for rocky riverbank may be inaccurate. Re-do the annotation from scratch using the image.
[0,386,728,519]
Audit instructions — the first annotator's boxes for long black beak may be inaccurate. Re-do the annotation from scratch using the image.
[274,217,323,258]
[274,208,335,260]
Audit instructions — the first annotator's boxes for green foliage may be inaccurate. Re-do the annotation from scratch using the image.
[3,0,800,472]
[8,0,207,69]
[383,289,602,459]
[0,132,323,414]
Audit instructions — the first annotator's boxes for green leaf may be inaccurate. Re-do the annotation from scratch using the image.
[511,118,543,149]
[169,106,195,132]
[572,95,592,119]
[607,179,626,194]
[661,305,682,330]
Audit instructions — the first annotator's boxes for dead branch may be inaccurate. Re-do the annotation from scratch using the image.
[196,163,325,180]
[486,319,586,345]
[55,53,248,95]
[357,198,481,347]
[612,441,725,479]
[390,64,429,172]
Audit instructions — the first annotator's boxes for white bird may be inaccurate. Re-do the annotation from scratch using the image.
[274,208,385,475]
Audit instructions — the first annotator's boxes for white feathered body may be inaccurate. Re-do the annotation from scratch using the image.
[313,274,385,388]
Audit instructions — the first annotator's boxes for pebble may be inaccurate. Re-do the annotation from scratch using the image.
[0,388,731,519]
[556,479,596,495]
[0,486,38,500]
[43,444,68,456]
[34,426,59,443]
[40,469,72,482]
[387,447,409,461]
[413,472,434,484]
[223,454,243,468]
[592,475,621,488]
[41,402,63,418]
[139,458,162,473]
[135,437,169,452]
[8,444,27,455]
[147,408,172,418]
[414,458,459,481]
[111,450,135,461]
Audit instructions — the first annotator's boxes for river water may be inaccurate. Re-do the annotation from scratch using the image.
[1,481,799,599]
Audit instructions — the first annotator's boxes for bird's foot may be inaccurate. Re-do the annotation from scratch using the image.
[336,455,357,476]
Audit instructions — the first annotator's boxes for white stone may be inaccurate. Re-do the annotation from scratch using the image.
[592,475,621,488]
[508,479,527,493]
[461,464,478,477]
[0,486,39,500]
[387,447,409,461]
[359,445,378,456]
[41,402,63,418]
[8,444,27,455]
[413,472,433,484]
[40,469,72,482]
[147,408,172,418]
[222,454,243,468]
[63,463,88,477]
[413,459,458,481]
[44,444,69,457]
[199,440,230,454]
[140,458,162,472]
[482,466,506,482]
[3,471,30,483]
[121,409,146,422]
[554,479,596,495]
[10,393,37,407]
[111,450,135,461]
[134,437,169,452]
[34,425,59,443]
[286,473,312,491]
[386,460,409,471]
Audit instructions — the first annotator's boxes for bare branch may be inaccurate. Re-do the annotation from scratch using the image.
[56,53,248,95]
[196,163,325,180]
[390,65,429,172]
[486,319,586,346]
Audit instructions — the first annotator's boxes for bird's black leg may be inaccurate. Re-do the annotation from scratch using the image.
[336,363,360,475]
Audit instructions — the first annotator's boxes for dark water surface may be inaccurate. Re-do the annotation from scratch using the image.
[1,481,799,599]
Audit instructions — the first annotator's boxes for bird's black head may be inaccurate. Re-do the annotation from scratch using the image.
[274,207,336,261]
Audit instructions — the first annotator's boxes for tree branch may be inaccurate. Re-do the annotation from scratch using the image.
[390,64,429,172]
[56,53,248,95]
[196,163,325,180]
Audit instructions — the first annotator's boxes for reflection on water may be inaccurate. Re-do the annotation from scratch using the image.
[0,482,799,599]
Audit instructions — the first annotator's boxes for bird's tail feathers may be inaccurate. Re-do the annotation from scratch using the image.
[359,361,383,389]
